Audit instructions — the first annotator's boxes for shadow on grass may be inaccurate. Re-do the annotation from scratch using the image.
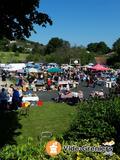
[0,110,22,147]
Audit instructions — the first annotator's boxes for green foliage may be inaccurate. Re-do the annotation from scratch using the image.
[44,46,95,65]
[32,42,45,55]
[0,38,9,51]
[0,52,28,63]
[45,53,57,63]
[11,44,17,52]
[0,37,95,65]
[26,53,44,62]
[45,37,70,55]
[15,52,20,57]
[0,137,120,160]
[107,53,120,68]
[87,41,110,54]
[0,0,52,39]
[1,100,120,159]
[0,137,45,160]
[87,43,98,53]
[113,38,120,54]
[79,52,95,65]
[64,98,120,153]
[113,62,120,68]
[17,46,24,53]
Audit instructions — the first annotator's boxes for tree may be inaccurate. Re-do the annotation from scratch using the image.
[0,38,9,51]
[87,43,98,53]
[32,42,41,54]
[107,38,120,67]
[44,46,95,65]
[113,38,120,54]
[87,42,110,54]
[107,54,120,68]
[11,44,17,52]
[0,0,52,39]
[97,41,110,54]
[17,46,24,53]
[45,37,70,54]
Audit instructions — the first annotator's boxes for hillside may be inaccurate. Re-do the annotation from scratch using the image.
[0,52,29,63]
[0,38,45,53]
[0,38,46,63]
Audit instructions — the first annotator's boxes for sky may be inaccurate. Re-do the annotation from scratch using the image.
[29,0,120,48]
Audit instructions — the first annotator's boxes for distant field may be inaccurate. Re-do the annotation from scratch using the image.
[0,52,29,63]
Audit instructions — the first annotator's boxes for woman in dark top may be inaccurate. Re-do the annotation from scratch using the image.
[12,87,20,110]
[0,88,9,110]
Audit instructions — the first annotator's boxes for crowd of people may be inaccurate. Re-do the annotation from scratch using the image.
[0,64,120,110]
[0,84,22,110]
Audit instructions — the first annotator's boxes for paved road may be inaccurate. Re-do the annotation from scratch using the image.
[37,81,109,101]
[0,75,109,102]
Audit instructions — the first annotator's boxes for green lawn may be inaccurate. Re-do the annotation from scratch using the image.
[15,102,77,145]
[0,51,28,63]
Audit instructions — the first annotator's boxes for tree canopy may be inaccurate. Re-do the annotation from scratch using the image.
[0,0,52,39]
[113,38,120,54]
[45,37,70,54]
[87,41,110,54]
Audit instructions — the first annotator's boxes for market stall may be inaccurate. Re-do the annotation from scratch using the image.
[91,64,111,71]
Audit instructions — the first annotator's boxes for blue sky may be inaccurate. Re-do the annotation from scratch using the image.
[29,0,120,48]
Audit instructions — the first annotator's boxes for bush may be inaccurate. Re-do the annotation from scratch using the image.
[114,62,120,69]
[64,98,120,153]
[0,137,120,160]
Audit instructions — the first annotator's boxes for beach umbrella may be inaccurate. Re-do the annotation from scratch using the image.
[47,67,63,73]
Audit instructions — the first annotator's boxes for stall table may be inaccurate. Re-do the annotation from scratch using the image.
[22,96,39,102]
[8,96,39,103]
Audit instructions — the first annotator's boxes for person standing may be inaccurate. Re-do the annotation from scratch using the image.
[0,88,9,110]
[18,76,23,87]
[47,78,52,90]
[93,75,97,88]
[1,71,7,82]
[86,75,90,87]
[12,86,20,110]
[8,84,14,97]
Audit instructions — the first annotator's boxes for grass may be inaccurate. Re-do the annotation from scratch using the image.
[15,102,77,145]
[0,51,28,63]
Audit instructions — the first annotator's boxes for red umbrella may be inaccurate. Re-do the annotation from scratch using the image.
[91,64,110,71]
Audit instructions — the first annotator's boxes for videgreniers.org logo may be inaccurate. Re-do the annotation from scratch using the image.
[46,140,113,157]
[45,140,62,157]
[63,145,113,156]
